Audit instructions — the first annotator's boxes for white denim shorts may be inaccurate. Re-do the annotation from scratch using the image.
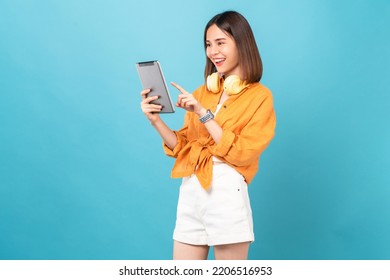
[173,163,254,246]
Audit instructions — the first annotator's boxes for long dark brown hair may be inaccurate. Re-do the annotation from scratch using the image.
[204,11,263,83]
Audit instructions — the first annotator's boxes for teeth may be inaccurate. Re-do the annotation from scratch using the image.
[215,58,225,63]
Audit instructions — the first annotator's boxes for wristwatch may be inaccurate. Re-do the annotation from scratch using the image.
[199,109,214,124]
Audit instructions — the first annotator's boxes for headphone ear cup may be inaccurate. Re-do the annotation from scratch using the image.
[224,75,248,95]
[206,72,221,93]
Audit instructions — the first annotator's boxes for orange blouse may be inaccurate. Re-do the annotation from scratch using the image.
[163,83,276,189]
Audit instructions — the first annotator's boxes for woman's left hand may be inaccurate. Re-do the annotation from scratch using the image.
[171,82,205,116]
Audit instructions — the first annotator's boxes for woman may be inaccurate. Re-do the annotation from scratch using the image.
[140,11,276,260]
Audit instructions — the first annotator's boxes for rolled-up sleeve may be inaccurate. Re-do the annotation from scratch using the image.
[162,112,190,158]
[212,95,276,167]
[212,129,236,157]
[163,131,187,158]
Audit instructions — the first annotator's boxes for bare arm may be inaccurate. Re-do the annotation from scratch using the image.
[150,117,177,150]
[195,108,223,143]
[140,89,177,149]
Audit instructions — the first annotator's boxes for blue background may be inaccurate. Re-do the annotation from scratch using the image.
[1,0,389,260]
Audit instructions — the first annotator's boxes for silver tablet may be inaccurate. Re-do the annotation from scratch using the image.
[136,60,175,113]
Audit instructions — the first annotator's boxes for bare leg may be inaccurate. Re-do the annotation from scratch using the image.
[173,240,209,260]
[214,242,250,260]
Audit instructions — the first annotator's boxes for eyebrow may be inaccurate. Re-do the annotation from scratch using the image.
[206,38,227,43]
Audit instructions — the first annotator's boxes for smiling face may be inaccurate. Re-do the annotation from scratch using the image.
[205,24,242,78]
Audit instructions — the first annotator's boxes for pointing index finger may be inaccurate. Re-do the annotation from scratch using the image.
[171,82,185,93]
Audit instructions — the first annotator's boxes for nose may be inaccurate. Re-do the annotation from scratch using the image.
[210,45,219,55]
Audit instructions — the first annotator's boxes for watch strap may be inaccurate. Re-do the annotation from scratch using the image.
[199,109,214,123]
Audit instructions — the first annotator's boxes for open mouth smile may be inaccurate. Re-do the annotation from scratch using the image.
[213,58,225,67]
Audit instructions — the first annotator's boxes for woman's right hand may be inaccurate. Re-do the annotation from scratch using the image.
[140,89,162,123]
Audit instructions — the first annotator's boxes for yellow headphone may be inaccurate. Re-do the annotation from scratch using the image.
[206,72,248,95]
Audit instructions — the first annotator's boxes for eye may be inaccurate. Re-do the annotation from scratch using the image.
[205,42,211,48]
[217,41,225,46]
